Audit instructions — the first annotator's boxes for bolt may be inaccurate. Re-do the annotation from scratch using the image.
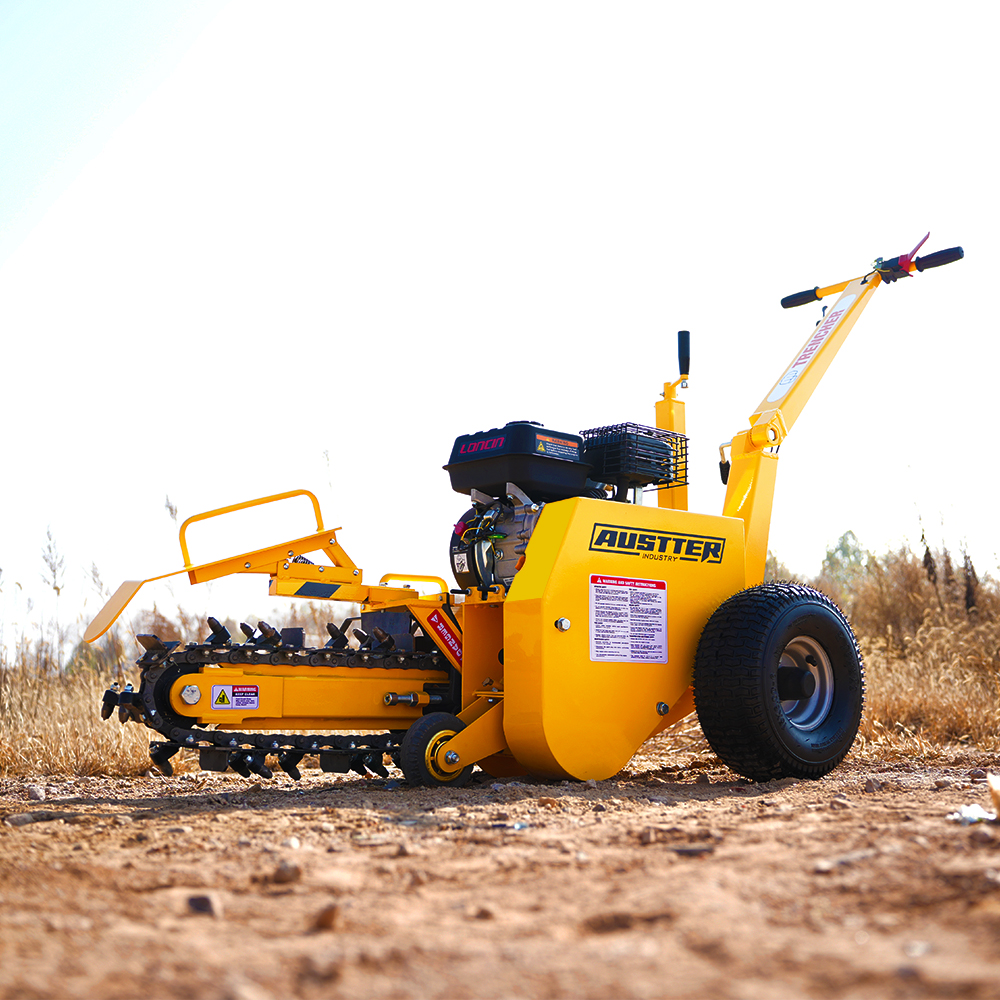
[244,562,251,569]
[283,562,289,570]
[353,569,359,576]
[656,702,670,716]
[445,751,461,765]
[319,566,324,572]
[482,677,493,687]
[288,551,294,558]
[555,618,571,632]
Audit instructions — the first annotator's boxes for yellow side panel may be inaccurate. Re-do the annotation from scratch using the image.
[503,497,745,780]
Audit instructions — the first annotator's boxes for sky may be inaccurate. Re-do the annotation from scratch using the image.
[1,1,996,651]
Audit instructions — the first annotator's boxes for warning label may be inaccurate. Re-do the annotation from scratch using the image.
[427,610,463,664]
[589,574,667,663]
[534,433,580,462]
[211,684,259,711]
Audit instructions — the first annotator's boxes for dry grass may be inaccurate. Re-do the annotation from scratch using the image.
[2,545,998,778]
[0,648,152,778]
[812,544,1000,753]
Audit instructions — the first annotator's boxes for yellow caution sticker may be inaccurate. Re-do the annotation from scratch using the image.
[211,684,259,710]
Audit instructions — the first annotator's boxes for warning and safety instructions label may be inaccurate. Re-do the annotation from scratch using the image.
[589,574,667,663]
[211,684,259,711]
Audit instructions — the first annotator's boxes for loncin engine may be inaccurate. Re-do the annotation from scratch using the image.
[444,420,688,595]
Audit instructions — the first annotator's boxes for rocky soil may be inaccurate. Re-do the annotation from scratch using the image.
[2,740,1000,999]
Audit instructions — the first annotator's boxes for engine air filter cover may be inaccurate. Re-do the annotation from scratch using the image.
[445,420,591,500]
[580,422,688,490]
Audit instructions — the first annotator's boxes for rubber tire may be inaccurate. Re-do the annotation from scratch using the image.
[399,712,475,787]
[693,583,864,782]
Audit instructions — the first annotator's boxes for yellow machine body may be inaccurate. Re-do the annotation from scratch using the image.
[87,237,965,785]
[502,499,745,778]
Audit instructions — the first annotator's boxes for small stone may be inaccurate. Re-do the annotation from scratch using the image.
[584,779,598,789]
[237,837,252,847]
[272,860,303,884]
[187,892,224,919]
[3,811,59,827]
[969,769,987,779]
[695,773,711,785]
[468,905,494,920]
[864,779,882,793]
[312,903,341,931]
[592,803,607,813]
[395,842,414,857]
[114,815,134,826]
[640,828,656,845]
[537,797,561,809]
[166,825,193,834]
[27,785,46,802]
[969,826,995,844]
[280,837,301,850]
[317,822,336,833]
[830,798,851,810]
[934,778,954,789]
[576,852,589,862]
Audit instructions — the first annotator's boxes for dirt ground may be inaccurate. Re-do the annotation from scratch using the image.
[2,736,1000,1000]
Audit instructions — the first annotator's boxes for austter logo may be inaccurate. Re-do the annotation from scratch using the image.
[589,523,725,563]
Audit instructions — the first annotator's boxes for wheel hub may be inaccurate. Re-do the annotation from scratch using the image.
[778,635,834,731]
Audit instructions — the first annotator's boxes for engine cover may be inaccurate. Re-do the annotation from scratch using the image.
[444,421,591,502]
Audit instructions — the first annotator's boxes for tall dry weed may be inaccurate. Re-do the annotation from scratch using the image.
[813,543,1000,751]
[0,644,152,777]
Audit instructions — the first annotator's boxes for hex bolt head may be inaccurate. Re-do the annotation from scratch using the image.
[180,685,201,705]
[656,702,669,716]
[444,751,461,765]
[554,618,572,632]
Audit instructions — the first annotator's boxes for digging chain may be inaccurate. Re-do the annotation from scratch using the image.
[104,626,452,780]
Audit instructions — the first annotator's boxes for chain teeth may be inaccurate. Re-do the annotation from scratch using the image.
[123,623,450,781]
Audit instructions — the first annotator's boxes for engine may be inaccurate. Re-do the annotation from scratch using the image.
[444,420,688,594]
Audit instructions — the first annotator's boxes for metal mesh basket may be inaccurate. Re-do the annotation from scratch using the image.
[580,422,689,491]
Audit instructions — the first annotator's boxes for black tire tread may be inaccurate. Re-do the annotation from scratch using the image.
[399,712,474,787]
[693,582,865,782]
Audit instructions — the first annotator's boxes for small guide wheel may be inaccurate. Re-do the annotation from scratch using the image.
[400,712,475,787]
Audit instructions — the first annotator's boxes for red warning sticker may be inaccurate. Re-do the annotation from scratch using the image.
[211,684,259,710]
[589,574,667,663]
[427,610,463,664]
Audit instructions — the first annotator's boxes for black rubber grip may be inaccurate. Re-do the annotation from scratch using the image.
[781,287,820,309]
[677,330,690,376]
[915,246,964,271]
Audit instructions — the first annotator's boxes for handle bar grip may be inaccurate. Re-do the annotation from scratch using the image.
[914,246,964,271]
[780,287,820,309]
[677,330,690,376]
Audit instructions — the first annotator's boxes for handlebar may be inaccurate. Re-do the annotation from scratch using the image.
[780,237,964,308]
[915,246,964,271]
[678,330,690,378]
[780,288,820,309]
